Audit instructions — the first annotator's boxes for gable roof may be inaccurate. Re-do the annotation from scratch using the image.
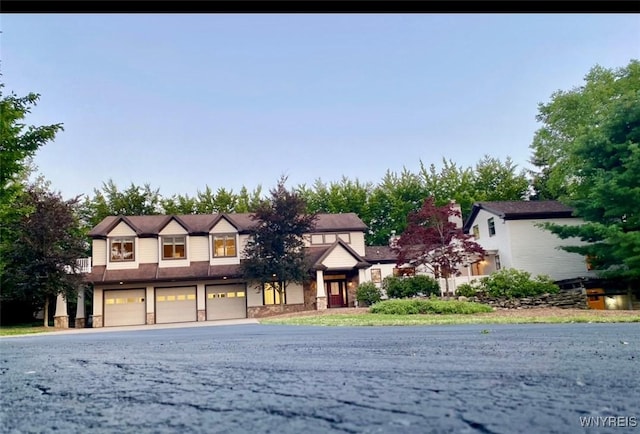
[463,200,576,233]
[308,240,370,271]
[88,212,367,238]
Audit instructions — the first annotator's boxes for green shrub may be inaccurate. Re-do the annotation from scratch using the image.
[383,275,441,299]
[407,275,440,297]
[455,280,483,297]
[480,268,559,298]
[369,299,493,315]
[356,282,382,306]
[382,276,407,299]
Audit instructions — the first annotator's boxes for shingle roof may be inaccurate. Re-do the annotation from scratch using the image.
[364,246,397,263]
[88,212,367,238]
[84,262,243,284]
[462,200,575,233]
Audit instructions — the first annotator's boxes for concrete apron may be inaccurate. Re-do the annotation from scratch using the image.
[1,318,260,338]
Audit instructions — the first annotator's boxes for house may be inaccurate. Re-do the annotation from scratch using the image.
[462,200,595,282]
[84,212,383,327]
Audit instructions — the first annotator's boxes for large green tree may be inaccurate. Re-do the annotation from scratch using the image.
[0,84,63,277]
[536,59,640,283]
[2,183,87,326]
[80,179,162,228]
[240,176,317,310]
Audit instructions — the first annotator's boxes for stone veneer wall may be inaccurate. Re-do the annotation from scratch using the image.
[459,290,588,309]
[93,315,103,328]
[146,313,155,325]
[247,303,308,318]
[54,316,69,329]
[197,310,206,321]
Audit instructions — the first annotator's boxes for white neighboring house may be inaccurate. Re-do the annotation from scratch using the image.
[462,200,596,282]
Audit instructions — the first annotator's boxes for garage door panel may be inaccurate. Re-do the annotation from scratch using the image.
[104,289,146,327]
[156,286,197,324]
[206,284,247,320]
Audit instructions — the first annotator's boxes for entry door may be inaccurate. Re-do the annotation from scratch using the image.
[326,281,347,308]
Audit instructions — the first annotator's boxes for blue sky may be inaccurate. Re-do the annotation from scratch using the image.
[2,14,639,199]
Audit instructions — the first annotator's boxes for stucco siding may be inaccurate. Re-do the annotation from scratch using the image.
[286,282,304,304]
[92,239,107,266]
[238,235,250,259]
[159,220,188,235]
[507,218,592,281]
[247,283,263,307]
[322,245,358,269]
[93,287,103,316]
[363,263,397,284]
[189,236,209,261]
[210,218,237,234]
[108,221,137,237]
[349,232,366,256]
[139,238,158,264]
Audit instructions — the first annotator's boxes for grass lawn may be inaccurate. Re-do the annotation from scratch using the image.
[259,308,640,326]
[0,324,59,337]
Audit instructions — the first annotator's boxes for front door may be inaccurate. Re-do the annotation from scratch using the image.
[326,281,347,308]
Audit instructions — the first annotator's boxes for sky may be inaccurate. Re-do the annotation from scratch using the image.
[2,13,639,200]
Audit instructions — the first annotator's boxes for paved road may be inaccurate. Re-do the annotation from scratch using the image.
[1,323,638,434]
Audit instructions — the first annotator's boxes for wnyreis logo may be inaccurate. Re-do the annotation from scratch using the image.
[579,416,637,428]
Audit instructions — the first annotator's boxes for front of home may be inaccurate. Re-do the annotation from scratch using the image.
[462,200,596,282]
[84,213,380,327]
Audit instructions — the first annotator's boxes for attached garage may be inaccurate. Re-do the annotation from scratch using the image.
[104,289,146,327]
[155,286,197,324]
[206,284,247,320]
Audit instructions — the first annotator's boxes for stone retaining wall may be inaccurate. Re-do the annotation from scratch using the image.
[247,303,308,318]
[458,290,588,309]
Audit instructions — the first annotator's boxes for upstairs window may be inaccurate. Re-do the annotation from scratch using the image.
[472,225,480,239]
[213,234,236,257]
[162,236,186,259]
[488,218,496,237]
[110,237,135,262]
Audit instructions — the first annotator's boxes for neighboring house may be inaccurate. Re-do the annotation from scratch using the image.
[85,213,385,327]
[462,200,595,282]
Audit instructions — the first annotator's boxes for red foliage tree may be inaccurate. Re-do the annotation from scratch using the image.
[390,197,485,294]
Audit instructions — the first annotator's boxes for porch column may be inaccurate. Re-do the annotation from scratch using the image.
[316,270,327,310]
[53,293,69,329]
[75,288,86,328]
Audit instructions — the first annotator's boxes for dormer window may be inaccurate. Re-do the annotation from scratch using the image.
[162,236,186,259]
[110,237,135,262]
[213,234,236,257]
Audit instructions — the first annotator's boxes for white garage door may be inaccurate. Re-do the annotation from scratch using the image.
[104,289,146,327]
[206,284,247,320]
[155,286,197,324]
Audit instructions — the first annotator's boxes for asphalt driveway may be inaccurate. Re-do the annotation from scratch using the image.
[1,323,638,434]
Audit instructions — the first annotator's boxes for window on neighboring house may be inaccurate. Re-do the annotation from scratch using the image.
[264,282,285,305]
[110,237,135,262]
[162,236,186,259]
[213,234,236,257]
[472,225,480,239]
[495,255,501,270]
[488,218,496,237]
